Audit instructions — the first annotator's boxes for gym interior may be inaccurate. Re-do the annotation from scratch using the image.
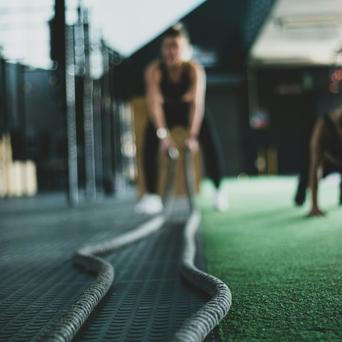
[1,1,342,341]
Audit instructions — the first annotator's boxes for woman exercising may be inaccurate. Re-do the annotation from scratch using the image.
[308,107,342,216]
[135,23,228,214]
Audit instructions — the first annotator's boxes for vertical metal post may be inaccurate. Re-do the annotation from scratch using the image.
[112,100,122,189]
[113,101,127,193]
[0,58,5,134]
[65,25,79,205]
[93,79,104,192]
[18,64,27,160]
[101,43,115,194]
[110,56,125,193]
[7,64,20,129]
[82,9,96,199]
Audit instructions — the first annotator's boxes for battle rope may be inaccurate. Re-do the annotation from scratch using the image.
[42,147,178,342]
[173,148,232,342]
[41,146,231,342]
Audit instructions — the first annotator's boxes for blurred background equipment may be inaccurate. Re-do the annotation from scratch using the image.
[1,0,342,202]
[248,0,342,176]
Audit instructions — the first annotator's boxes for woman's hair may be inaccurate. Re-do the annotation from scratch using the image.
[162,22,192,60]
[163,23,190,42]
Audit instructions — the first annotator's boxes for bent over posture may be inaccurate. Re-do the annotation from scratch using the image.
[135,24,228,214]
[308,107,342,216]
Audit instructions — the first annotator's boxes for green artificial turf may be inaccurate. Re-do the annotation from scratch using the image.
[199,176,342,341]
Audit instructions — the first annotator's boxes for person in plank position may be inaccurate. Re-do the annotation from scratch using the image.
[308,106,342,216]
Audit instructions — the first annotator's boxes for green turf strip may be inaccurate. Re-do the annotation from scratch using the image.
[199,176,342,341]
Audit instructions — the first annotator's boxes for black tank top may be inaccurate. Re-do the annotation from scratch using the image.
[323,114,342,163]
[158,61,192,125]
[159,61,191,101]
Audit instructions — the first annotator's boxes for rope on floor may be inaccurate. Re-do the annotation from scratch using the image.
[173,149,232,342]
[43,215,165,342]
[41,146,231,342]
[41,148,178,342]
[174,210,232,342]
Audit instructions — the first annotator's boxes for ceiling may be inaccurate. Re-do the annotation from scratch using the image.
[0,0,206,68]
[112,0,276,98]
[0,0,54,68]
[89,0,206,57]
[250,0,342,66]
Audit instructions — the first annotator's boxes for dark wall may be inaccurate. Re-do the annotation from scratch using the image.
[251,66,340,175]
[25,70,64,137]
[3,63,25,133]
[113,0,275,100]
[206,84,244,175]
[8,67,67,190]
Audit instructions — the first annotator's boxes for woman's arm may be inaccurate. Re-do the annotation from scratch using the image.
[308,119,325,216]
[145,61,166,130]
[183,62,206,151]
[186,62,206,138]
[145,61,174,152]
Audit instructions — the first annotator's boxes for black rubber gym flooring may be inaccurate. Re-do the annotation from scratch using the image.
[0,193,218,341]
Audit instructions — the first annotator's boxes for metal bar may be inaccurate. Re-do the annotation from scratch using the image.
[82,14,96,200]
[93,79,104,193]
[101,43,115,194]
[109,60,119,190]
[113,101,125,192]
[0,59,8,134]
[65,25,79,205]
[18,64,26,160]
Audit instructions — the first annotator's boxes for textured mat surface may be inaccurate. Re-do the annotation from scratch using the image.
[0,194,218,341]
[75,223,212,341]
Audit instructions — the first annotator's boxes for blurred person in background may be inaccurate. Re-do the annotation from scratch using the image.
[308,106,342,216]
[135,23,228,214]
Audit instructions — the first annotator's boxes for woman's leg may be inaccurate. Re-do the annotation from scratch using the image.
[198,116,224,189]
[142,108,181,194]
[198,115,228,211]
[143,122,159,194]
[135,122,163,214]
[339,173,342,205]
[294,145,310,206]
